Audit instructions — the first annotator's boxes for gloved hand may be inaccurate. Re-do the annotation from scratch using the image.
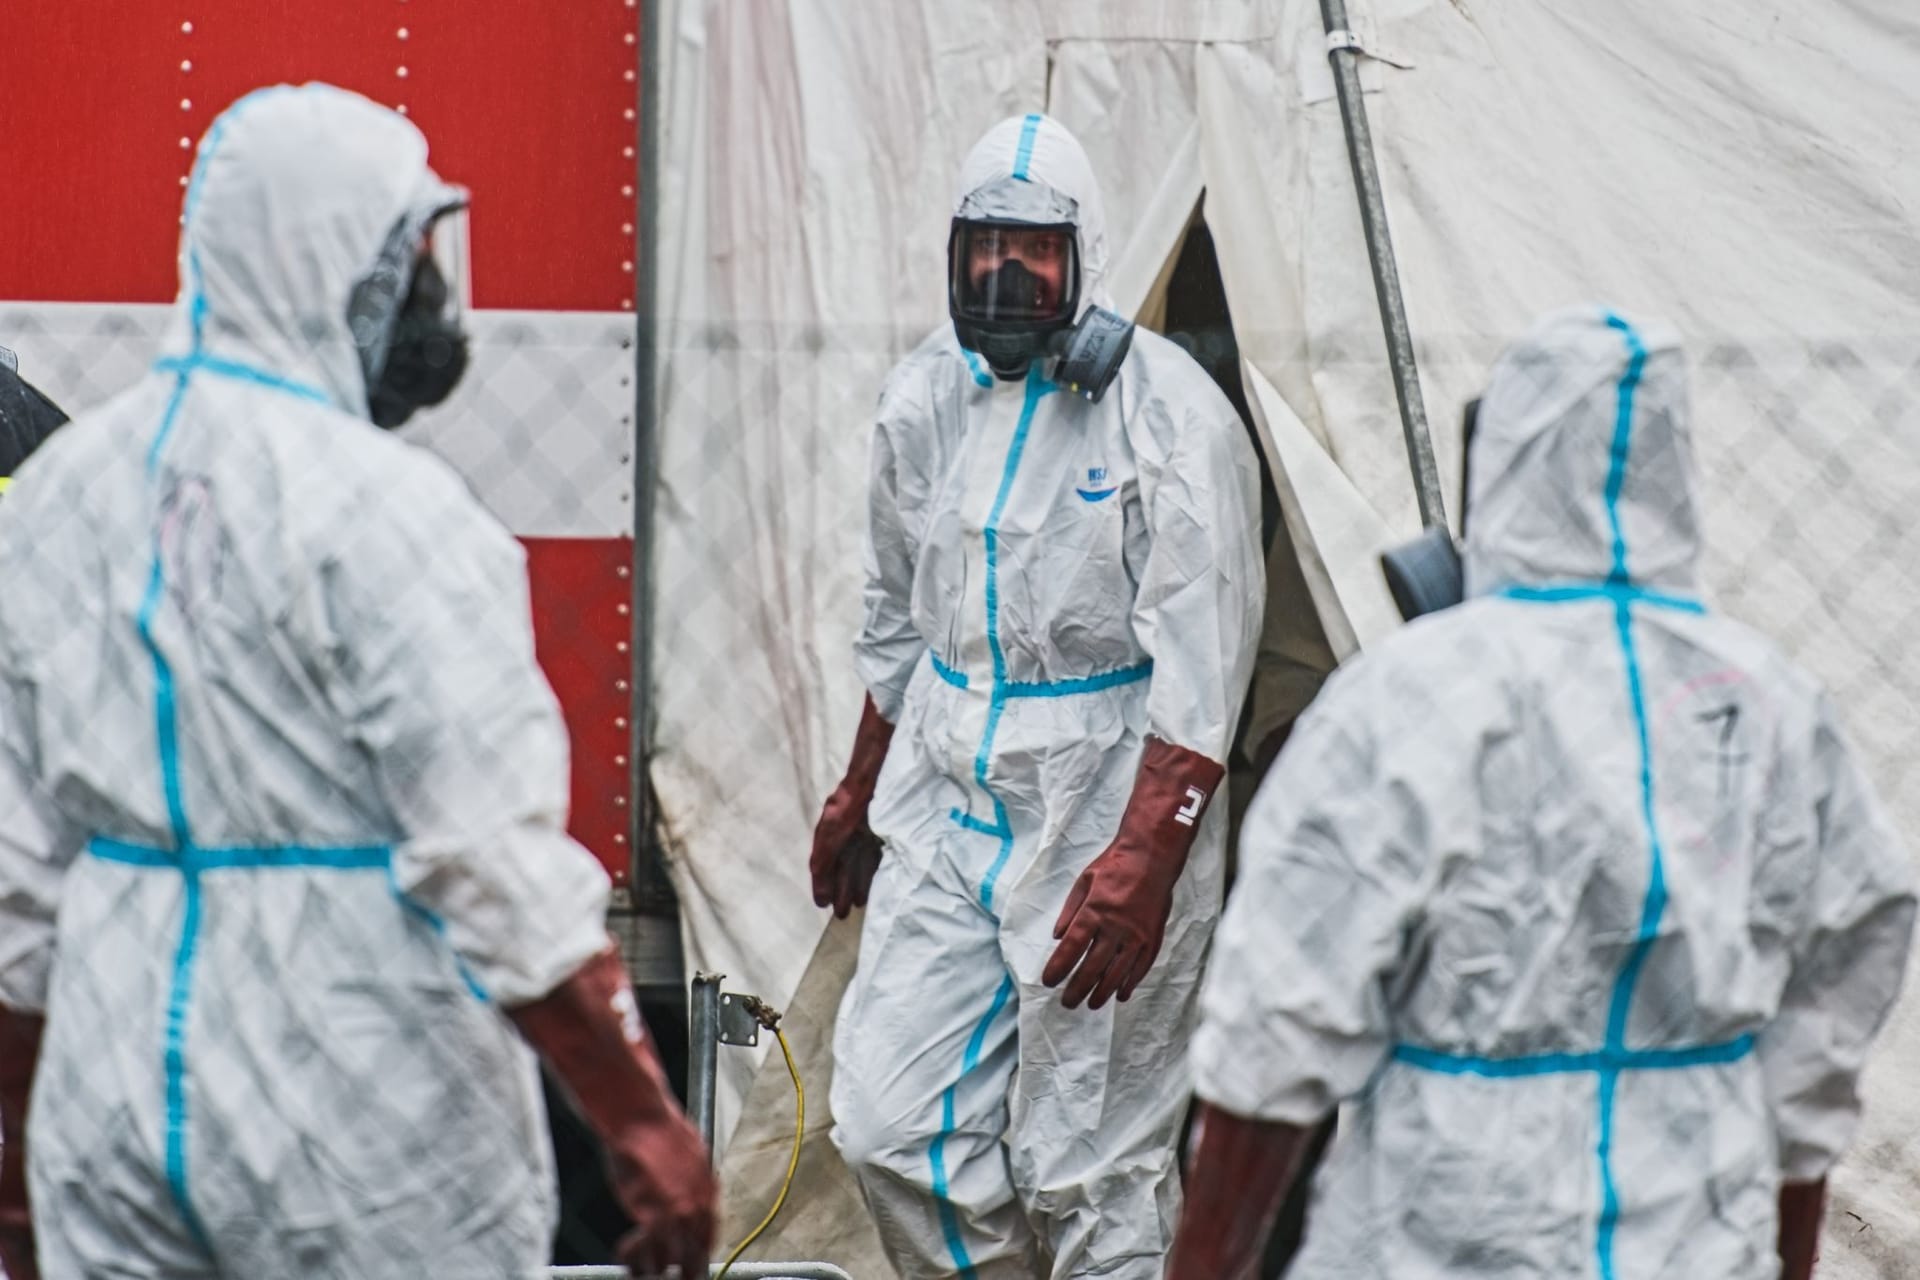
[1165,1101,1321,1280]
[1778,1178,1826,1280]
[509,947,716,1279]
[1044,735,1225,1010]
[1,1005,46,1280]
[810,693,896,918]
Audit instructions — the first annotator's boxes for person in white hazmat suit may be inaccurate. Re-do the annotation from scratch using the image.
[810,113,1266,1278]
[0,84,715,1280]
[1167,307,1917,1280]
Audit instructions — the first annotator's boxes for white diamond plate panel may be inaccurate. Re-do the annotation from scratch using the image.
[0,303,636,539]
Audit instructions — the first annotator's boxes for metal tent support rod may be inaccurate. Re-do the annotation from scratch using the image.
[1318,0,1448,531]
[630,0,665,879]
[689,973,722,1154]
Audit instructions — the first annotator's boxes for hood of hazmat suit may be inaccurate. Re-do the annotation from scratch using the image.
[827,113,1266,1279]
[953,111,1114,323]
[0,84,611,1278]
[945,113,1115,383]
[1193,307,1916,1279]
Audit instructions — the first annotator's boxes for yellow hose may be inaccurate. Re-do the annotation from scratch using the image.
[713,1026,804,1280]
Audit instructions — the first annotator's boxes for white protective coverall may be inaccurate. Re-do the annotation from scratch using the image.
[1195,307,1917,1278]
[829,114,1266,1278]
[0,85,611,1278]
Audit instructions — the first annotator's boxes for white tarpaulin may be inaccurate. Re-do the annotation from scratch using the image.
[650,2,1920,1274]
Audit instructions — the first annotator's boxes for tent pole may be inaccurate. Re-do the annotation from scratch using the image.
[1318,0,1448,530]
[688,973,721,1155]
[631,0,664,885]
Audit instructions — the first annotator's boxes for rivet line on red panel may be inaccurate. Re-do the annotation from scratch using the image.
[177,20,197,226]
[395,12,410,115]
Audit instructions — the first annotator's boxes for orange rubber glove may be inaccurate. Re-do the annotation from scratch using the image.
[1778,1179,1826,1280]
[1044,735,1225,1010]
[1166,1101,1320,1280]
[809,694,896,918]
[0,1005,45,1280]
[509,948,715,1278]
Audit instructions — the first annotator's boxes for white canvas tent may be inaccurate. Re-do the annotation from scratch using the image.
[647,1,1920,1274]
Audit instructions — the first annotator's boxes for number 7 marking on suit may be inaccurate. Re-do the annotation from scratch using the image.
[1698,704,1745,799]
[1174,786,1206,828]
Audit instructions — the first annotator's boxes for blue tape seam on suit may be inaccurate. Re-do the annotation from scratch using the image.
[926,362,1057,1277]
[133,86,483,1250]
[1395,312,1741,1280]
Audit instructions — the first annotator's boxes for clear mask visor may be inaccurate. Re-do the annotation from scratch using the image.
[347,185,470,387]
[421,198,472,328]
[949,220,1080,327]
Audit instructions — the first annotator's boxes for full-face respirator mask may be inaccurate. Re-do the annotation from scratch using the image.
[948,176,1133,402]
[347,190,473,430]
[1378,398,1480,621]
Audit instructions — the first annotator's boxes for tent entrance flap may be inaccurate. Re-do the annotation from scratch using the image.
[1157,213,1270,544]
[1156,211,1340,773]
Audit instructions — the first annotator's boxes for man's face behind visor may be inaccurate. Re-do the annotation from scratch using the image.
[966,224,1073,317]
[947,175,1083,379]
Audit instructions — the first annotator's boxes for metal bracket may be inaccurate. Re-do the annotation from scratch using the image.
[717,991,762,1047]
[688,975,782,1156]
[1325,25,1417,69]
